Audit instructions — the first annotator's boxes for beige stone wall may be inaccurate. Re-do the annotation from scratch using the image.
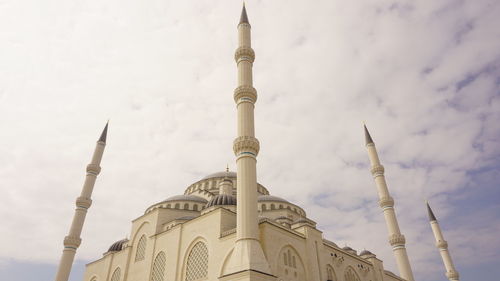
[84,204,405,281]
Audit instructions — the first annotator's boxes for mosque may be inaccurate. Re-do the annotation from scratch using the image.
[53,5,460,281]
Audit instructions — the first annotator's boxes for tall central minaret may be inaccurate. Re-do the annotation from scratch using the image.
[223,4,273,280]
[54,123,108,281]
[427,202,460,281]
[364,125,415,281]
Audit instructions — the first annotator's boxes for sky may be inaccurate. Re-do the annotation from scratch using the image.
[0,0,499,281]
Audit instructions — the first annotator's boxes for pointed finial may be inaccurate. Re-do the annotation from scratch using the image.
[239,3,249,25]
[364,124,374,145]
[426,201,437,221]
[99,121,108,143]
[226,164,229,172]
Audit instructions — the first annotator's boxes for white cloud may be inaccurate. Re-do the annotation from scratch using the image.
[0,0,499,280]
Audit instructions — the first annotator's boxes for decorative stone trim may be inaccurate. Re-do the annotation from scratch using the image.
[436,240,448,249]
[446,270,459,280]
[388,234,406,246]
[64,236,82,248]
[334,256,344,267]
[76,197,92,209]
[378,196,394,208]
[234,85,257,103]
[86,164,101,175]
[370,164,384,177]
[233,136,260,156]
[234,46,255,63]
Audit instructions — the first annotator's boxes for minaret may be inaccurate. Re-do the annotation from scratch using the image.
[54,123,108,281]
[427,202,460,281]
[223,4,273,279]
[364,125,415,281]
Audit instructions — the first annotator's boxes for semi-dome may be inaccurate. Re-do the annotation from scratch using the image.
[258,195,289,203]
[162,194,208,203]
[202,171,237,180]
[107,239,128,252]
[206,194,237,207]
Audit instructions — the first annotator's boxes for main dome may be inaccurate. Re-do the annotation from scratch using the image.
[202,171,236,180]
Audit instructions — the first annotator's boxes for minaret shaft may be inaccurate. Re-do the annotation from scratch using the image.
[54,126,107,281]
[222,6,272,277]
[428,205,460,281]
[365,129,415,281]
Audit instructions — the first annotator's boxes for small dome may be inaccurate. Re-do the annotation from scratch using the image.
[202,171,237,180]
[206,194,237,207]
[342,246,355,252]
[107,239,128,252]
[258,195,289,203]
[359,250,374,256]
[162,195,208,203]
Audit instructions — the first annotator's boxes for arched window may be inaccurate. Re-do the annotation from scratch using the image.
[193,204,198,211]
[185,241,208,281]
[135,235,147,262]
[277,246,304,280]
[184,203,189,210]
[151,252,166,281]
[344,267,360,281]
[262,204,267,211]
[175,203,180,209]
[110,268,120,281]
[327,265,337,281]
[279,204,283,209]
[166,204,171,208]
[271,204,275,210]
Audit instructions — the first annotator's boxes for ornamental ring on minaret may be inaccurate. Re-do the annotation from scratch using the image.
[233,136,260,156]
[234,46,255,63]
[370,164,384,177]
[378,196,394,208]
[64,236,82,248]
[76,196,92,209]
[86,164,101,175]
[436,240,448,249]
[234,85,257,103]
[388,234,406,246]
[446,271,459,280]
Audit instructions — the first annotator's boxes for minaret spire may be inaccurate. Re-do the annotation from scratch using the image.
[427,202,460,281]
[427,201,437,221]
[364,125,415,281]
[54,123,108,281]
[222,4,273,280]
[239,3,249,25]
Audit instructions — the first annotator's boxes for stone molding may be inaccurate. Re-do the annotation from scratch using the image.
[234,46,255,63]
[86,164,101,175]
[446,270,459,280]
[64,236,82,248]
[378,196,394,208]
[436,240,448,249]
[233,136,260,156]
[234,85,257,104]
[388,234,406,246]
[370,164,385,177]
[76,197,92,209]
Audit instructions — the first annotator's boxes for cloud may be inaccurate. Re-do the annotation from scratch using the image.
[0,0,499,281]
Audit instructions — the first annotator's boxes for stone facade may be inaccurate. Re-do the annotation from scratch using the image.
[84,173,405,281]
